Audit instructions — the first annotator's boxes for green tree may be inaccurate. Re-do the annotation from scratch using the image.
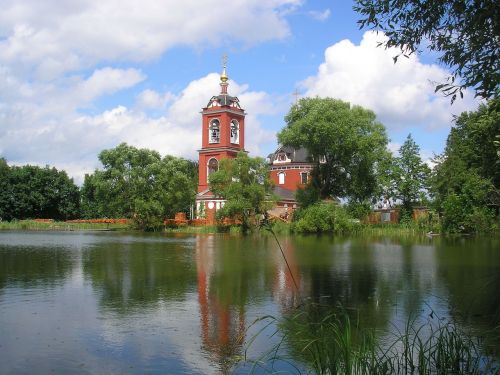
[81,143,196,230]
[0,162,80,221]
[278,98,389,203]
[393,134,431,211]
[354,0,499,101]
[209,152,274,231]
[431,99,499,232]
[0,158,10,220]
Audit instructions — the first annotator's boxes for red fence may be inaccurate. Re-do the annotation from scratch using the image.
[65,218,130,224]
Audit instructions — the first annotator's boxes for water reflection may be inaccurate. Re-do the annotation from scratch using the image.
[196,235,245,372]
[0,232,499,373]
[82,238,197,311]
[0,232,77,290]
[435,236,500,352]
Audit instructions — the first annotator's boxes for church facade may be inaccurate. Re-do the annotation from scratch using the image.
[195,64,313,223]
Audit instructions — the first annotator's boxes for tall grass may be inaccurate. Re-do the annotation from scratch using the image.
[235,305,499,374]
[164,224,220,234]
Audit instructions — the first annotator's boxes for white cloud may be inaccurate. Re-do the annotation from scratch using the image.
[77,68,145,103]
[0,72,278,184]
[0,0,300,183]
[308,9,331,21]
[135,89,175,110]
[300,31,479,131]
[0,0,301,79]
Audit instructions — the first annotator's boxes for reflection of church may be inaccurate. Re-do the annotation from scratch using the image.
[195,235,246,371]
[195,62,315,223]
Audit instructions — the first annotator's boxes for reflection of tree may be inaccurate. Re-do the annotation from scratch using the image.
[82,239,197,312]
[435,237,500,351]
[291,236,389,328]
[0,246,74,290]
[277,236,440,371]
[195,235,274,372]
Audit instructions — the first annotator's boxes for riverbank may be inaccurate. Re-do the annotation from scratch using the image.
[2,220,494,238]
[164,222,440,236]
[0,220,130,231]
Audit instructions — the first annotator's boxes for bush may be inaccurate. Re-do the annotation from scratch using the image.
[464,207,496,234]
[292,203,356,234]
[442,193,467,233]
[399,206,413,226]
[271,221,291,235]
[131,199,164,231]
[442,192,497,234]
[346,201,371,220]
[415,210,441,233]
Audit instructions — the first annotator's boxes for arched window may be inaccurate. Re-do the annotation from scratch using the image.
[230,120,239,144]
[208,158,219,176]
[300,172,308,184]
[278,172,285,185]
[209,119,220,143]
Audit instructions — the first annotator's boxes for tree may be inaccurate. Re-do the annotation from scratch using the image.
[209,152,274,231]
[81,143,197,230]
[431,98,499,232]
[0,158,11,220]
[278,97,389,203]
[393,134,431,211]
[354,0,500,101]
[0,162,80,221]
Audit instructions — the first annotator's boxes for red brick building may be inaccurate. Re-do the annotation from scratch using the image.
[195,64,246,224]
[195,64,311,222]
[267,146,314,211]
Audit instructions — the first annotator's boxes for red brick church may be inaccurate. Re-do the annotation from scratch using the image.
[195,63,313,223]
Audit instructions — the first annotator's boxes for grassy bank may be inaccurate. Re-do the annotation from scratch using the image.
[164,222,437,236]
[0,220,130,231]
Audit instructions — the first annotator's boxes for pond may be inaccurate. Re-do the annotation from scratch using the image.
[0,231,498,374]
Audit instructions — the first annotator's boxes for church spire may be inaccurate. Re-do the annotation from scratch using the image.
[220,53,229,95]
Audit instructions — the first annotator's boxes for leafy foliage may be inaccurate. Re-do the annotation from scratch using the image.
[278,98,389,203]
[208,151,274,231]
[393,134,431,210]
[81,143,197,230]
[0,160,80,221]
[354,0,500,101]
[346,200,372,220]
[292,203,356,234]
[431,99,499,233]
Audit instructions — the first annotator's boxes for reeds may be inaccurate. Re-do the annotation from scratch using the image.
[235,306,499,374]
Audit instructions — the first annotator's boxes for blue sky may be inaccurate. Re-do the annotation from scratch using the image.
[0,0,480,184]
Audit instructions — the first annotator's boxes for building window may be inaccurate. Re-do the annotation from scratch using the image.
[230,120,239,144]
[278,153,287,161]
[208,158,218,176]
[278,172,285,185]
[300,172,308,184]
[209,119,220,143]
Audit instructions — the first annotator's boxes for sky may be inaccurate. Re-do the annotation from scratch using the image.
[0,0,481,184]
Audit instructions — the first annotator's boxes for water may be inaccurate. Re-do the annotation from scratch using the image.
[0,231,498,374]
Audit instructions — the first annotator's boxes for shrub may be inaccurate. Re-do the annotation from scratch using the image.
[346,201,371,220]
[442,193,467,233]
[442,192,497,234]
[464,207,496,234]
[292,203,356,234]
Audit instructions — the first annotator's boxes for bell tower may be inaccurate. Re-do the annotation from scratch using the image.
[195,57,246,222]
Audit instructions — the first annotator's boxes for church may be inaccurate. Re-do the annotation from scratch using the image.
[195,63,314,224]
